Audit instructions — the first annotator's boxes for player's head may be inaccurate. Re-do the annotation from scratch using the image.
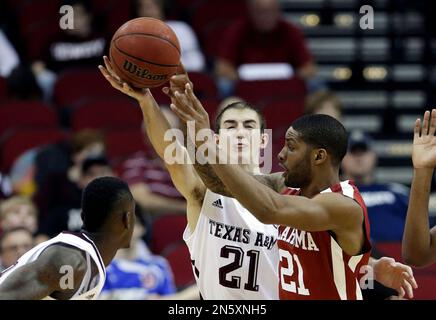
[214,101,268,167]
[81,177,135,249]
[248,0,281,32]
[278,114,348,188]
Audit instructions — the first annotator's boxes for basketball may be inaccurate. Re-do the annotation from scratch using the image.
[109,17,181,88]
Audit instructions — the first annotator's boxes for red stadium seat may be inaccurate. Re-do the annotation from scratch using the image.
[17,0,61,60]
[72,99,143,132]
[163,241,195,289]
[236,78,307,105]
[105,128,149,162]
[0,128,67,172]
[54,70,125,108]
[0,77,6,101]
[190,0,248,36]
[0,101,59,137]
[190,0,248,59]
[151,214,188,254]
[261,99,305,131]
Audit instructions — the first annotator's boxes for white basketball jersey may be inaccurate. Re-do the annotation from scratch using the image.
[0,232,106,300]
[183,189,279,299]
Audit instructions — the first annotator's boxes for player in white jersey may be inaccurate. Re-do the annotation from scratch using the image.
[0,176,136,300]
[100,58,280,299]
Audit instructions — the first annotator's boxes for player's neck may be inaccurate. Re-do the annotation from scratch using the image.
[301,168,340,198]
[83,231,119,266]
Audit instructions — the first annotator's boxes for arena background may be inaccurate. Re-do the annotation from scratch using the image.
[0,0,435,299]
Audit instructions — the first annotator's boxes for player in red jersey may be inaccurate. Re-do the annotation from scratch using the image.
[168,83,417,299]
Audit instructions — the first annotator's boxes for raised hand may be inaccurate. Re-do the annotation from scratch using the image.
[413,109,436,169]
[98,55,150,101]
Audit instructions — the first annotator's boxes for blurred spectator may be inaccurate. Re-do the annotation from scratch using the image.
[6,65,43,101]
[119,107,186,215]
[0,29,19,78]
[341,131,409,242]
[215,0,317,97]
[0,196,38,234]
[32,0,108,100]
[305,90,342,121]
[0,227,34,271]
[34,129,106,218]
[100,209,176,300]
[0,172,13,201]
[37,155,114,238]
[135,0,205,72]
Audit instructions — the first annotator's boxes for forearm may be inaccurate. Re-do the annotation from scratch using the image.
[211,163,280,223]
[138,92,180,160]
[193,163,233,197]
[402,168,435,266]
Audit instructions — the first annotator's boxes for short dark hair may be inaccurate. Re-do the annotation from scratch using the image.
[214,102,266,133]
[81,156,109,176]
[81,177,133,232]
[291,114,348,166]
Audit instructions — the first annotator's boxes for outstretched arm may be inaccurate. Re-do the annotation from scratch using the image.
[99,58,205,230]
[402,109,436,267]
[0,245,86,300]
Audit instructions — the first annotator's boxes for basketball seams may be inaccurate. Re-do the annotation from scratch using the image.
[112,32,181,55]
[112,41,180,68]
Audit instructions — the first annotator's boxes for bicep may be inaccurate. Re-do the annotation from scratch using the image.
[268,193,361,232]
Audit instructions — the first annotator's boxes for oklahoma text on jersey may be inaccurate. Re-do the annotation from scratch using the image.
[278,180,371,300]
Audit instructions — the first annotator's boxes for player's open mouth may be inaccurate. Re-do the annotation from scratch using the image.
[279,163,288,176]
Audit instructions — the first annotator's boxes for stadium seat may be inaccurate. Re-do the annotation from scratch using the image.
[18,0,61,60]
[190,0,248,36]
[261,99,305,131]
[190,0,248,59]
[0,128,67,172]
[150,214,188,254]
[0,77,6,101]
[72,99,143,132]
[0,101,59,137]
[105,128,149,163]
[163,241,195,289]
[54,70,125,108]
[235,78,307,105]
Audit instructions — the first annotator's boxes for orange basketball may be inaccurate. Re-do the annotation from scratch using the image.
[109,17,181,88]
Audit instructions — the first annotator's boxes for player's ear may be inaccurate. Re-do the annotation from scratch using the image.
[122,211,131,229]
[313,149,327,165]
[260,131,269,149]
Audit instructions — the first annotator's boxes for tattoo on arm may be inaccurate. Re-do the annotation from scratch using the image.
[193,163,233,197]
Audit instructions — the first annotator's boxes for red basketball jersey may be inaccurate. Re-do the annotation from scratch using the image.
[278,180,371,300]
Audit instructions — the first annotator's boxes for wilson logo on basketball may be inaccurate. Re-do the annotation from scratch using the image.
[122,60,167,81]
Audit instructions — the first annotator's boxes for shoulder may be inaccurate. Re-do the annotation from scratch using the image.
[37,244,87,279]
[313,192,364,226]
